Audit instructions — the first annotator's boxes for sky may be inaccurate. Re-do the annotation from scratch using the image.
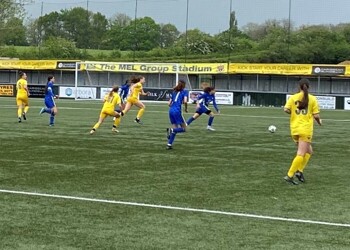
[24,0,350,34]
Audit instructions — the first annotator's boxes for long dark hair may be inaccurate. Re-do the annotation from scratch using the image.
[109,86,119,97]
[45,75,54,94]
[298,78,310,109]
[18,71,25,79]
[130,75,144,84]
[173,80,186,92]
[203,86,215,94]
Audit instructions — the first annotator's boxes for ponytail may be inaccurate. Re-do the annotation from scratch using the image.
[173,80,186,91]
[109,86,119,97]
[298,78,309,110]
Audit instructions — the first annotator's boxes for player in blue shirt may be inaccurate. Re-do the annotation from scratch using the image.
[166,80,188,150]
[186,86,219,131]
[118,80,131,110]
[39,75,58,126]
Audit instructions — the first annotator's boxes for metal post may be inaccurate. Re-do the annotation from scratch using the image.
[287,0,292,62]
[133,0,138,62]
[227,0,233,88]
[184,0,189,62]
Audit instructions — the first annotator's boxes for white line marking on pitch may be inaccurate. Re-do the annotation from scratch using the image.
[0,189,349,228]
[0,105,349,122]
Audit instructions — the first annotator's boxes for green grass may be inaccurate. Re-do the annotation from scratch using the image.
[0,97,349,249]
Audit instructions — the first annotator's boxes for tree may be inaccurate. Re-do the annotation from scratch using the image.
[2,17,27,45]
[42,36,80,59]
[176,29,219,55]
[109,16,161,51]
[36,11,66,44]
[90,12,108,49]
[290,25,350,63]
[105,13,132,50]
[159,23,180,48]
[0,0,32,45]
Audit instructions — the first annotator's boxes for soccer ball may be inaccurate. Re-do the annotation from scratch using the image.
[268,125,277,133]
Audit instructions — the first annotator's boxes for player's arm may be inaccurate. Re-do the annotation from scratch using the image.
[183,96,188,113]
[313,113,322,126]
[141,89,150,96]
[24,83,30,96]
[284,108,291,114]
[284,97,293,114]
[168,98,173,107]
[212,96,219,113]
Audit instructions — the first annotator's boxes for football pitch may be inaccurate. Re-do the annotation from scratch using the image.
[0,97,349,249]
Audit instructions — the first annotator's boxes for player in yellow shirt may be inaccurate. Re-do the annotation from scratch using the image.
[16,71,30,123]
[283,78,322,184]
[121,75,150,124]
[90,86,122,134]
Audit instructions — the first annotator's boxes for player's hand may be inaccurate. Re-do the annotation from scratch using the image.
[217,110,220,115]
[55,95,59,99]
[319,119,322,126]
[146,92,151,96]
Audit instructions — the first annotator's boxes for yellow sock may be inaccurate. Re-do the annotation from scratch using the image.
[298,153,311,172]
[113,117,121,127]
[24,106,29,114]
[137,108,145,119]
[287,155,304,178]
[93,122,101,130]
[17,107,22,118]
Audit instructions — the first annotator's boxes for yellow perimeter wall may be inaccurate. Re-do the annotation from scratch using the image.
[1,60,350,76]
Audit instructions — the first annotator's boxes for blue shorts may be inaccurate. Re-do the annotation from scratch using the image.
[45,97,56,109]
[169,109,185,125]
[196,106,211,115]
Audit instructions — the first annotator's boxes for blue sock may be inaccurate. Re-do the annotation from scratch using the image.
[44,108,51,113]
[187,117,195,125]
[208,116,214,126]
[173,128,185,133]
[168,133,176,145]
[50,114,55,125]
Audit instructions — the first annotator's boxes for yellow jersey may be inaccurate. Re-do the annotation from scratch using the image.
[284,92,320,135]
[130,82,142,100]
[16,79,28,96]
[102,92,121,111]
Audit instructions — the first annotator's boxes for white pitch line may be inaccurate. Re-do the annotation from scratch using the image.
[0,189,349,228]
[0,105,350,122]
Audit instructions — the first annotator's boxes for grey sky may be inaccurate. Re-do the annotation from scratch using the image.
[25,0,350,34]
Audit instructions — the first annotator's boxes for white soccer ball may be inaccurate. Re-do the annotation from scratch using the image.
[268,125,277,133]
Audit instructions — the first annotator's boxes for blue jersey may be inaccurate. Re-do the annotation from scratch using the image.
[169,90,187,111]
[119,83,130,100]
[45,81,55,108]
[197,93,219,112]
[169,90,187,125]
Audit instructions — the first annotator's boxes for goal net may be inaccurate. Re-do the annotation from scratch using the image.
[74,61,193,101]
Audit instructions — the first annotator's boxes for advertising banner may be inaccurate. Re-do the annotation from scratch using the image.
[56,61,80,70]
[0,60,58,70]
[27,85,46,98]
[59,86,96,99]
[312,66,346,76]
[286,94,336,110]
[189,91,233,105]
[344,97,350,110]
[82,62,228,74]
[0,85,14,96]
[229,63,313,75]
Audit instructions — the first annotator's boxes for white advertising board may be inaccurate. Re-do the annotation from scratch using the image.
[59,87,97,99]
[189,91,233,105]
[344,97,350,110]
